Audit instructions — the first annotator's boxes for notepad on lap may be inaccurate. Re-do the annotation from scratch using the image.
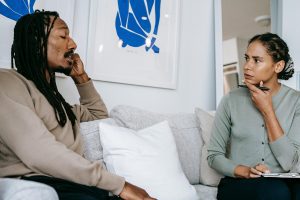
[262,173,300,178]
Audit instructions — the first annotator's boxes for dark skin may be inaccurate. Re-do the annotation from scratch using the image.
[234,41,285,178]
[46,17,156,200]
[46,17,89,84]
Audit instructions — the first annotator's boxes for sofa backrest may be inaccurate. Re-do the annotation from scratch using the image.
[80,118,117,166]
[80,105,204,185]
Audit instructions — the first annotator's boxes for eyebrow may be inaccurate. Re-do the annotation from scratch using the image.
[244,54,263,59]
[57,26,68,30]
[55,26,69,34]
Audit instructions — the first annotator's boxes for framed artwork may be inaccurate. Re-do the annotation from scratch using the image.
[87,0,180,89]
[0,0,75,68]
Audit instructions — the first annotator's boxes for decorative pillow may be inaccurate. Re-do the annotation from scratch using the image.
[110,105,202,184]
[195,107,223,186]
[99,121,198,200]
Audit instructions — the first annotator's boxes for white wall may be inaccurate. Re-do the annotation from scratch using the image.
[2,0,299,113]
[280,0,300,89]
[56,0,216,113]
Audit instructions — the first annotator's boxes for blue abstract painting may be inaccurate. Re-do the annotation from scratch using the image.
[0,0,36,21]
[115,0,161,54]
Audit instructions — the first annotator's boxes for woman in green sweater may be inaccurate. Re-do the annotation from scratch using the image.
[208,33,300,199]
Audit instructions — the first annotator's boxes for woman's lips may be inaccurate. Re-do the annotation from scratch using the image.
[244,73,253,79]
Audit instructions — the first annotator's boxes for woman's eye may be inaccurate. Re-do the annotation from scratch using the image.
[244,56,249,61]
[60,36,66,39]
[254,59,261,63]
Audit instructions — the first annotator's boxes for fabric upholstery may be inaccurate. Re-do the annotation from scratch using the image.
[195,107,223,186]
[110,105,203,184]
[99,121,198,200]
[193,184,218,200]
[0,178,58,200]
[80,118,117,164]
[1,105,219,200]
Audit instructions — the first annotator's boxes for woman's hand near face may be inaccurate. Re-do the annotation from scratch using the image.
[244,80,274,116]
[244,80,284,142]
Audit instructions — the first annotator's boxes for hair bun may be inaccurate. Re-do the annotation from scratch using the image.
[279,58,294,80]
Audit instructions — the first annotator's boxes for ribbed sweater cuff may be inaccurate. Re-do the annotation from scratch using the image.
[76,80,99,101]
[97,170,126,195]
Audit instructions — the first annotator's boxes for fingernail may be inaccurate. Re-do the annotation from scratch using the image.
[260,81,263,86]
[265,170,270,174]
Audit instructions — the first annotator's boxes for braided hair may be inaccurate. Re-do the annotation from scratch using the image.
[11,10,76,127]
[248,32,294,80]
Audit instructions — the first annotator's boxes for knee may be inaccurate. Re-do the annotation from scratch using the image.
[254,185,290,200]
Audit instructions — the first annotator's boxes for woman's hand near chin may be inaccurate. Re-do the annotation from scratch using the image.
[244,80,274,116]
[244,80,284,142]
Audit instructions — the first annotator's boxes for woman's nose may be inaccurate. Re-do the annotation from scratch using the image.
[244,61,252,70]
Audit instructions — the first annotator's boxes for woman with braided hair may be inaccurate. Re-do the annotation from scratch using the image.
[0,10,155,200]
[208,33,300,200]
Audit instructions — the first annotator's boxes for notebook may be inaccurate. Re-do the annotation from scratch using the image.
[262,173,300,178]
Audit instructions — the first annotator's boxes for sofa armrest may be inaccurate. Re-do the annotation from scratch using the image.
[0,178,58,200]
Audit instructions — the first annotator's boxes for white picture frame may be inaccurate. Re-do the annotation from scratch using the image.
[87,0,180,89]
[0,0,75,69]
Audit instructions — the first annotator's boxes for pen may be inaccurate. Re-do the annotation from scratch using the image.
[238,84,270,91]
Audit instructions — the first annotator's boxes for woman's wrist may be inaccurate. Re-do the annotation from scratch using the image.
[234,165,250,178]
[261,106,275,119]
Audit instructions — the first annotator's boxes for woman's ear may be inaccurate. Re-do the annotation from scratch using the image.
[275,60,285,73]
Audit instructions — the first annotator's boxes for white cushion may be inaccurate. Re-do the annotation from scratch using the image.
[0,178,58,200]
[195,108,223,186]
[110,105,202,184]
[99,121,198,200]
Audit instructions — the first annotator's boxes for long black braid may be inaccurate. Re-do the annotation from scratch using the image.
[11,10,76,127]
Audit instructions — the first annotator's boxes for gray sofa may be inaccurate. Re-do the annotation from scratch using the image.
[0,178,58,200]
[0,105,218,200]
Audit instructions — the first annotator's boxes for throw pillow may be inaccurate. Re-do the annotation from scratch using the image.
[99,121,198,200]
[110,105,202,184]
[195,107,223,186]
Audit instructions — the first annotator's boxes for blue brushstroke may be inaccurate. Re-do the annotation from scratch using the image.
[115,0,161,53]
[0,0,36,21]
